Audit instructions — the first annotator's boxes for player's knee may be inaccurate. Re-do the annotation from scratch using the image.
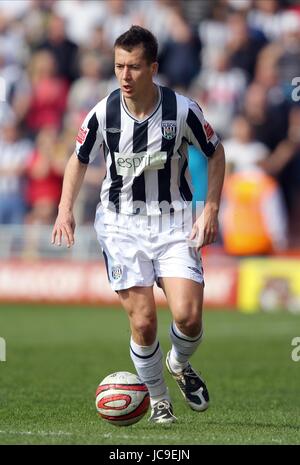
[174,309,202,337]
[177,321,202,338]
[132,316,157,343]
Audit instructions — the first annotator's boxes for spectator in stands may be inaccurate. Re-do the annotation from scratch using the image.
[25,127,63,225]
[100,0,136,48]
[53,0,106,47]
[198,1,230,71]
[0,51,31,109]
[253,43,288,109]
[191,49,247,138]
[227,11,267,82]
[221,113,287,254]
[24,50,69,137]
[0,8,27,66]
[223,114,270,173]
[247,0,286,41]
[220,170,288,255]
[67,52,109,120]
[243,83,288,151]
[158,4,201,89]
[37,13,79,83]
[277,10,300,102]
[0,112,32,224]
[261,106,300,247]
[86,25,114,79]
[134,0,175,52]
[0,0,31,22]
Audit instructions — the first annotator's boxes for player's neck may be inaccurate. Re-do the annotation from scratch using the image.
[123,84,159,121]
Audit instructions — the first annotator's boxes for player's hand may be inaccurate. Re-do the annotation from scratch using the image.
[189,204,219,252]
[51,208,76,248]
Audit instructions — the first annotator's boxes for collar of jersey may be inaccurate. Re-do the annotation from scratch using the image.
[121,84,162,124]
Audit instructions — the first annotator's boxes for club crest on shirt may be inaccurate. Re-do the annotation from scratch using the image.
[111,264,123,281]
[161,120,177,140]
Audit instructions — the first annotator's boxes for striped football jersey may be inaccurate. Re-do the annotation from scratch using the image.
[75,85,219,215]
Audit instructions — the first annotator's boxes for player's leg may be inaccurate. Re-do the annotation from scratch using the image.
[118,286,176,423]
[118,286,157,346]
[95,209,176,422]
[159,277,204,362]
[158,276,209,412]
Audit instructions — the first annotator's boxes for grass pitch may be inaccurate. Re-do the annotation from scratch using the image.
[0,304,299,445]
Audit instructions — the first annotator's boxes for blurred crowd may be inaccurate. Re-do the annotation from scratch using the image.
[0,0,300,253]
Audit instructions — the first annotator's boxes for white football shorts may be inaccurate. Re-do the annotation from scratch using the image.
[94,205,204,291]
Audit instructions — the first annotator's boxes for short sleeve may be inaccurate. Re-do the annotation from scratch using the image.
[75,104,104,164]
[184,99,220,158]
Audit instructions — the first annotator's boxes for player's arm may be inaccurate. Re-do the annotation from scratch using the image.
[184,99,225,249]
[52,103,104,247]
[51,152,88,248]
[191,142,225,248]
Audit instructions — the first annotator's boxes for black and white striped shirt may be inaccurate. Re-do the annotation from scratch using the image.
[75,85,219,215]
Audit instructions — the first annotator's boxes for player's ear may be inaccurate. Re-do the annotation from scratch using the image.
[151,61,158,76]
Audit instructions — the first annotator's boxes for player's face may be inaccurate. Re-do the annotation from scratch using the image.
[114,46,158,100]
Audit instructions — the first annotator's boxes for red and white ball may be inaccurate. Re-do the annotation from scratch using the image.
[95,371,150,426]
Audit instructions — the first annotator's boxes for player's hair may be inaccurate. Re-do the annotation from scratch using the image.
[114,25,158,64]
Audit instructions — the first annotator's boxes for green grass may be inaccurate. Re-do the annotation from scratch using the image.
[0,304,299,445]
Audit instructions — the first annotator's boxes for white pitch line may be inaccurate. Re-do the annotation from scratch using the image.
[0,430,72,437]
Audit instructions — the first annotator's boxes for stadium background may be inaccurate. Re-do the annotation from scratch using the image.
[0,0,300,445]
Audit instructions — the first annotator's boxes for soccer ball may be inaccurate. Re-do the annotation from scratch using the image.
[95,371,150,426]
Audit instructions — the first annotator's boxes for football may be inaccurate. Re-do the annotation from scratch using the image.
[95,371,150,426]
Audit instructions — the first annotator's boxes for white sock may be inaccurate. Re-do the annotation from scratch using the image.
[130,337,170,407]
[169,322,203,373]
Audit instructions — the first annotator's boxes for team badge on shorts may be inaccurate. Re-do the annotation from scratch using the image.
[111,265,123,281]
[161,120,177,140]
